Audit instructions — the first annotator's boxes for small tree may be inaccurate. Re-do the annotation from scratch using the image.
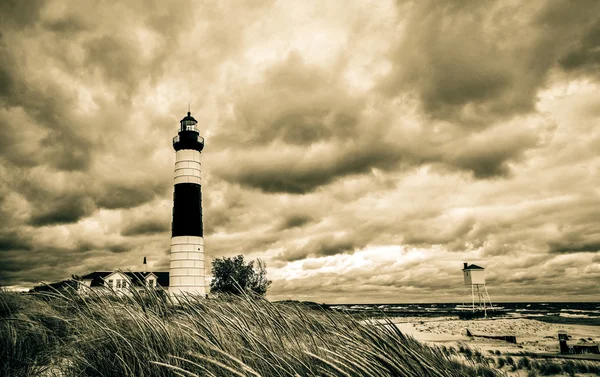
[210,255,271,296]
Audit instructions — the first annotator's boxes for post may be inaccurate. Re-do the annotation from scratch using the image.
[558,331,569,354]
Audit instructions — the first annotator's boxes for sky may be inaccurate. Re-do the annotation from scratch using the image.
[0,0,599,303]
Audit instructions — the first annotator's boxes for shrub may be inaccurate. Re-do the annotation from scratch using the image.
[527,369,538,377]
[537,361,562,375]
[497,357,506,368]
[210,255,271,296]
[517,356,531,370]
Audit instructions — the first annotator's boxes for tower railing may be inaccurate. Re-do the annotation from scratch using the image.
[173,135,205,146]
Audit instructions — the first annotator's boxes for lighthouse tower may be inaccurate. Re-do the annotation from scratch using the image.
[169,111,206,296]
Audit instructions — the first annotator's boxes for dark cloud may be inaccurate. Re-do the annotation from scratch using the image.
[0,66,94,171]
[0,231,32,251]
[220,122,539,192]
[212,53,400,193]
[548,241,600,254]
[29,196,95,226]
[380,0,600,124]
[447,127,539,178]
[213,53,364,151]
[106,243,131,254]
[0,0,43,28]
[121,219,169,237]
[276,233,366,262]
[403,217,475,248]
[42,14,88,34]
[0,36,15,104]
[215,48,546,194]
[95,181,167,210]
[218,141,403,194]
[559,19,600,75]
[277,214,313,230]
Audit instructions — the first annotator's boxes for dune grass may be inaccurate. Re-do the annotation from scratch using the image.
[1,286,502,377]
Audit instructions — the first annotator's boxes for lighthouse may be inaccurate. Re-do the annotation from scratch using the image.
[169,111,206,296]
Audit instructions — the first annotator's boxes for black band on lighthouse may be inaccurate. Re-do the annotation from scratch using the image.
[172,183,203,237]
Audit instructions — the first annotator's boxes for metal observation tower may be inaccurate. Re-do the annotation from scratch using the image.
[169,111,206,296]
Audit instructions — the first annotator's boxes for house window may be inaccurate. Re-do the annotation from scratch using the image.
[116,279,122,288]
[147,279,155,288]
[122,281,127,289]
[108,279,113,287]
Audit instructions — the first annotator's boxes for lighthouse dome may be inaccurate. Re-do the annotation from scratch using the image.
[181,111,197,123]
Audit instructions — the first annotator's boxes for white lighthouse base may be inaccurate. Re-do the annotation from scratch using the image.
[169,236,206,296]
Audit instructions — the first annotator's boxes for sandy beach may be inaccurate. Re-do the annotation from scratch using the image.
[381,316,600,376]
[392,317,599,352]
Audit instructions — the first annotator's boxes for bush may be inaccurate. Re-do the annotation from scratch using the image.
[210,255,271,296]
[527,369,538,377]
[497,357,506,368]
[537,361,563,375]
[517,356,531,370]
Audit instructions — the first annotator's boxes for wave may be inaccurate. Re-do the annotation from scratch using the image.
[559,313,591,318]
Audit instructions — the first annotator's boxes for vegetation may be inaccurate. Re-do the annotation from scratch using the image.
[453,344,600,377]
[0,287,501,377]
[210,255,271,296]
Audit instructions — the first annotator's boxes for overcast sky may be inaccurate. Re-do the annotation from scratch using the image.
[1,0,599,303]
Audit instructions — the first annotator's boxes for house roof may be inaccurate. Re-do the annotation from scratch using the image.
[463,264,485,270]
[79,271,169,287]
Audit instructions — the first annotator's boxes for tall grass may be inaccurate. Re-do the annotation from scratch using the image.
[1,286,502,377]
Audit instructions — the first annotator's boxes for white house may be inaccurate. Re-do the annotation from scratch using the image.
[77,270,170,293]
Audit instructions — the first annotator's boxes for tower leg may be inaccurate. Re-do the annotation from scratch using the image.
[463,284,470,309]
[483,285,493,310]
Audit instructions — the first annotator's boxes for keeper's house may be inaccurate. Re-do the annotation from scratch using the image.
[79,271,169,291]
[31,270,169,294]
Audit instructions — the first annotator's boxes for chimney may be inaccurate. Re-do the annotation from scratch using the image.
[463,262,468,270]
